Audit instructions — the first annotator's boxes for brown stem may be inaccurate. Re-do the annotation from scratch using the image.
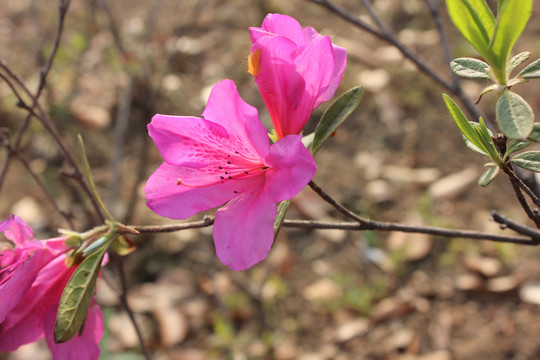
[503,165,540,210]
[128,213,539,246]
[112,255,152,360]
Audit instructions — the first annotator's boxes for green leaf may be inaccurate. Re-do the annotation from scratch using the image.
[489,0,532,78]
[451,57,492,79]
[478,166,499,187]
[77,135,115,221]
[504,139,531,158]
[274,200,291,239]
[511,151,540,172]
[507,51,531,74]
[518,58,540,79]
[446,0,495,62]
[474,117,501,162]
[463,135,489,156]
[528,123,540,142]
[55,244,108,343]
[496,90,534,139]
[443,94,488,154]
[311,86,363,155]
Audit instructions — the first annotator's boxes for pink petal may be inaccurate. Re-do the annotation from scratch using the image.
[44,300,103,360]
[250,13,306,49]
[264,135,317,202]
[202,79,270,160]
[0,215,35,246]
[0,249,48,323]
[213,181,276,271]
[321,43,347,105]
[251,35,307,138]
[0,219,67,323]
[303,27,346,107]
[145,162,261,220]
[148,114,230,168]
[0,256,75,352]
[293,34,335,110]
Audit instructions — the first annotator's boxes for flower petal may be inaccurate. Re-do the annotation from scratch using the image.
[0,256,75,352]
[0,215,35,246]
[44,300,103,360]
[294,34,335,109]
[0,249,47,323]
[0,218,67,323]
[145,162,261,220]
[303,27,347,107]
[250,13,306,49]
[213,181,276,271]
[264,135,317,202]
[149,114,230,168]
[251,35,307,138]
[202,79,270,160]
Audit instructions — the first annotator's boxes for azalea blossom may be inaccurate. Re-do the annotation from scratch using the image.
[145,79,316,270]
[0,215,103,360]
[249,13,347,139]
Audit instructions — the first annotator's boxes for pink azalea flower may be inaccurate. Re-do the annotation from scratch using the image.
[0,215,104,360]
[249,13,347,139]
[145,79,316,270]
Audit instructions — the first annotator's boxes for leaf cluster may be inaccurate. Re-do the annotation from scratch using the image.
[444,0,540,186]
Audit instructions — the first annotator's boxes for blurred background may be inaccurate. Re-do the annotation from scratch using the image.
[2,0,540,359]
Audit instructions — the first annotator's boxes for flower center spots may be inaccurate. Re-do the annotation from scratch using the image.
[217,151,269,184]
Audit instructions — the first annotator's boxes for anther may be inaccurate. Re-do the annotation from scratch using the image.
[220,176,225,180]
[244,171,248,174]
[218,166,223,169]
[228,176,233,179]
[177,179,182,185]
[227,161,231,164]
[234,191,238,194]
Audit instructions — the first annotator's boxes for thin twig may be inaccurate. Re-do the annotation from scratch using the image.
[491,211,540,241]
[113,255,152,360]
[423,0,460,89]
[308,180,365,223]
[128,213,539,246]
[503,165,540,209]
[359,0,387,33]
[107,77,134,215]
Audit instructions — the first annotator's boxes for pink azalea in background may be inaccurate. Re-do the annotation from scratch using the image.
[0,215,103,360]
[249,13,347,139]
[145,79,316,270]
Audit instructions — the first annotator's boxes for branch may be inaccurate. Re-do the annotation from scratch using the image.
[503,165,540,210]
[128,213,539,246]
[491,211,540,241]
[113,255,152,360]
